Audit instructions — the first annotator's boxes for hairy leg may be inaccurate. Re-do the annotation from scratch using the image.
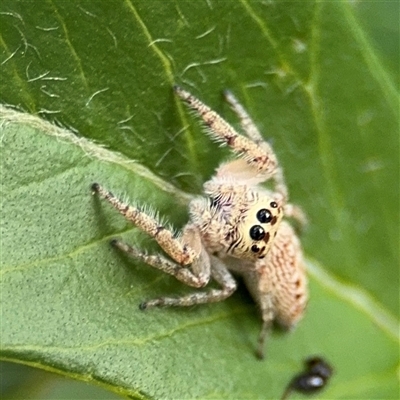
[111,238,210,290]
[224,89,263,143]
[92,183,196,265]
[175,86,288,199]
[141,255,237,309]
[174,85,278,176]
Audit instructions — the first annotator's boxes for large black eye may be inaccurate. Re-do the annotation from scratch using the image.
[257,208,273,223]
[250,225,265,241]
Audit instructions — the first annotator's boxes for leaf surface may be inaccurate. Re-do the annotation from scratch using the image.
[1,1,398,399]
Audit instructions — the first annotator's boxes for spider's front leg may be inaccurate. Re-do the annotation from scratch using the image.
[91,183,196,265]
[223,89,264,144]
[174,85,287,199]
[91,183,237,309]
[223,89,287,199]
[91,183,209,289]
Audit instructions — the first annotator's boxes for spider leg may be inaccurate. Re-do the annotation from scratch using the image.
[219,257,275,360]
[175,86,287,199]
[141,255,237,308]
[111,239,210,290]
[284,203,308,229]
[92,183,196,265]
[223,89,263,143]
[256,298,274,360]
[175,86,276,175]
[224,89,289,198]
[92,184,234,308]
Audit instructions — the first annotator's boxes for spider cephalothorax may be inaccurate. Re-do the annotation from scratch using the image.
[192,187,284,261]
[92,86,308,359]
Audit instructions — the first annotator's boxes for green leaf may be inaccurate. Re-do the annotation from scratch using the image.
[0,361,122,399]
[1,1,398,399]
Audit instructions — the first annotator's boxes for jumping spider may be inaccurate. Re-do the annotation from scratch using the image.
[92,85,308,359]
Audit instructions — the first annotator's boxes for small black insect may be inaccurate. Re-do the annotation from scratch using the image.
[281,356,333,400]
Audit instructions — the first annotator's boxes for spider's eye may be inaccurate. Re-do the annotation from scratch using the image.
[251,244,260,253]
[257,209,273,223]
[249,225,265,241]
[270,201,278,208]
